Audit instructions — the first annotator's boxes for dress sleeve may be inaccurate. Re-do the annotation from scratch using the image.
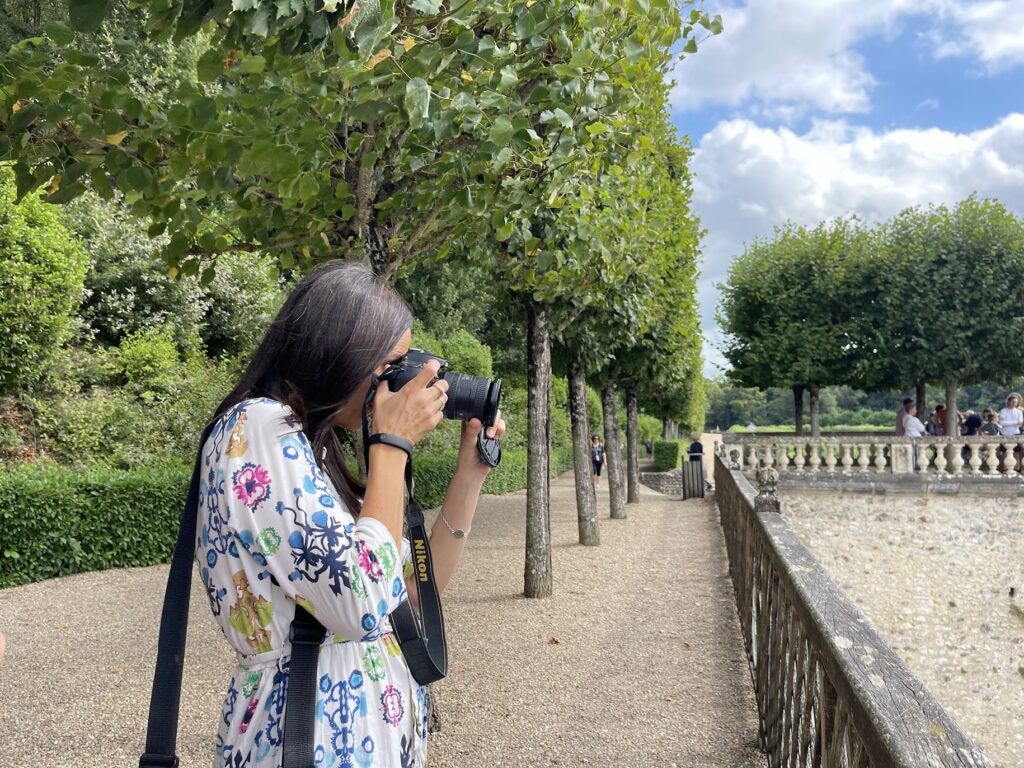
[222,402,409,641]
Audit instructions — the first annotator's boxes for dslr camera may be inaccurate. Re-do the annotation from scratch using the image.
[380,349,502,427]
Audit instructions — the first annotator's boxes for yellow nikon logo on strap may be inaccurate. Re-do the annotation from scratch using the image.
[414,538,429,582]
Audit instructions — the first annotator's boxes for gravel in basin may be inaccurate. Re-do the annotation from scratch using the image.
[781,491,1024,768]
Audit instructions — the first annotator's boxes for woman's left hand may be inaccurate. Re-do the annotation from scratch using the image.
[457,411,506,471]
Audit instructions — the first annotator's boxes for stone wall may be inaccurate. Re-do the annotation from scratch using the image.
[640,468,682,496]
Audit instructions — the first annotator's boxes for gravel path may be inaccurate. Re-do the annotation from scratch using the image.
[0,473,764,768]
[781,491,1024,768]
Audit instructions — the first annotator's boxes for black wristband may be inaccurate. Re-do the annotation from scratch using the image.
[367,433,414,459]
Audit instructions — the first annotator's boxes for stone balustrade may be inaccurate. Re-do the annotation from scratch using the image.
[718,434,1024,478]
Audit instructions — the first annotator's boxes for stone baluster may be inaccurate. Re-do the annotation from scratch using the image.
[856,443,870,471]
[747,444,758,469]
[983,442,999,474]
[793,440,806,471]
[1001,441,1015,473]
[967,443,982,474]
[807,442,821,472]
[839,443,854,471]
[824,443,837,472]
[873,443,887,471]
[933,440,947,474]
[946,440,964,475]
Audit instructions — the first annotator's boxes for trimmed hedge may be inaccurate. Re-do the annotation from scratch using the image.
[1,445,579,588]
[0,461,189,588]
[653,440,684,471]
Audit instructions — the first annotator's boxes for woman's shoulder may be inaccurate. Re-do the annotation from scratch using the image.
[210,397,303,446]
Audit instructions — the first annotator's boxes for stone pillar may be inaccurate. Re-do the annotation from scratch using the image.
[891,442,915,474]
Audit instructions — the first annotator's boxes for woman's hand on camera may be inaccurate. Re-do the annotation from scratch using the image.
[458,410,506,472]
[372,359,449,445]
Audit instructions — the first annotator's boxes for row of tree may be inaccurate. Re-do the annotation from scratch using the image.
[0,1,713,597]
[719,197,1024,437]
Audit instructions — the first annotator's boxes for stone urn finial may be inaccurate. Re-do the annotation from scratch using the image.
[728,447,742,470]
[754,466,780,514]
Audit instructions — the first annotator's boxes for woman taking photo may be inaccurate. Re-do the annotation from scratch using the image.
[196,262,504,767]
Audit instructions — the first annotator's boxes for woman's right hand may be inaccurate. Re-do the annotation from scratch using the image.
[371,358,449,445]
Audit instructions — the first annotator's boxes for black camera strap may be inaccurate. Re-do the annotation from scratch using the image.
[362,377,449,687]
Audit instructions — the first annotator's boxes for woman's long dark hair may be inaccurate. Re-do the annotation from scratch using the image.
[214,261,412,511]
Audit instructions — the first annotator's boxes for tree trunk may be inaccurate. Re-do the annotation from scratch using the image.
[602,382,626,519]
[626,388,640,504]
[945,381,958,436]
[569,366,599,546]
[793,385,804,436]
[662,418,669,440]
[809,384,821,437]
[915,380,927,419]
[524,303,552,598]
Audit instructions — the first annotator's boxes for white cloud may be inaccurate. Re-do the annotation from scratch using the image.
[926,1,1024,72]
[670,0,921,117]
[693,114,1024,374]
[671,1,1024,119]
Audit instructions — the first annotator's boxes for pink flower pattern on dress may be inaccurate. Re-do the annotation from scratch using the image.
[357,541,384,583]
[232,463,272,512]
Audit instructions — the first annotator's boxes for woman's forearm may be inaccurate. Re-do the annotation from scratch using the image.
[361,443,412,546]
[425,464,488,596]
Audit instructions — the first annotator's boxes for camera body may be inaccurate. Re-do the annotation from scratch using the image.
[381,349,502,427]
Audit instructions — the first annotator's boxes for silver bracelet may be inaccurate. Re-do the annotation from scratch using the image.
[437,509,470,539]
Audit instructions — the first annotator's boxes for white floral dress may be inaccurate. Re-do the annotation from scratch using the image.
[197,398,428,768]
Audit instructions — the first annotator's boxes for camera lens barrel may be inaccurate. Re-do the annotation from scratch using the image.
[442,373,502,425]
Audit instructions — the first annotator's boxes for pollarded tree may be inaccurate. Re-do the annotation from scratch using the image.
[718,218,871,435]
[865,198,1024,434]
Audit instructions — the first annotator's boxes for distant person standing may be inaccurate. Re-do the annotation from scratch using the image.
[998,393,1023,436]
[903,403,927,470]
[645,439,653,457]
[895,397,913,436]
[591,435,606,488]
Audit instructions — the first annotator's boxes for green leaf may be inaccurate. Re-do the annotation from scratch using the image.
[488,116,514,146]
[197,49,224,82]
[69,0,115,33]
[585,121,607,136]
[43,22,75,46]
[239,55,266,74]
[683,37,699,55]
[404,77,431,129]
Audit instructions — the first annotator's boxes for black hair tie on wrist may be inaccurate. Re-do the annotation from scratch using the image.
[367,433,414,460]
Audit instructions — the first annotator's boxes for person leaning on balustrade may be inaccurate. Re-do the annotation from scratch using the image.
[895,397,912,436]
[903,403,927,470]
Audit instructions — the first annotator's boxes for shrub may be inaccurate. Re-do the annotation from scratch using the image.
[0,168,88,396]
[113,328,182,391]
[0,460,190,588]
[438,328,493,378]
[65,192,207,354]
[653,440,683,471]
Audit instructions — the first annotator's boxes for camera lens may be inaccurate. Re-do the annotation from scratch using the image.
[442,373,502,425]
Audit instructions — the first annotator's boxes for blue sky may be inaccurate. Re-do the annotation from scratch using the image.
[666,0,1024,375]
